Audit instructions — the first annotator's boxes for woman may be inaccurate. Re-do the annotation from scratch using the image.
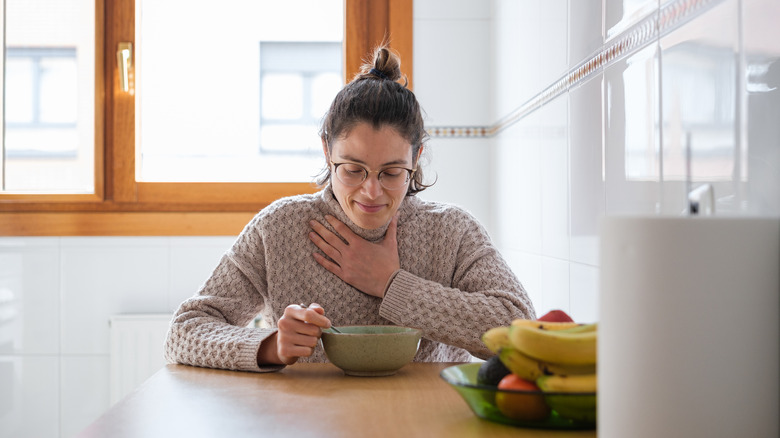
[164,46,535,372]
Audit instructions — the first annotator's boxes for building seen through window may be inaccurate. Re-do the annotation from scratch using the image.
[259,42,342,155]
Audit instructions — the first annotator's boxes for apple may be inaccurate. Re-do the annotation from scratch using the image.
[537,309,574,323]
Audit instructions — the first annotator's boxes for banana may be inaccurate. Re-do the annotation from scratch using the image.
[541,360,597,377]
[509,324,597,365]
[555,322,598,334]
[482,321,593,354]
[499,347,597,381]
[498,348,545,381]
[536,374,597,393]
[481,326,511,354]
[510,319,583,331]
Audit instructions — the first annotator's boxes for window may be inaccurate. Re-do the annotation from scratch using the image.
[0,0,413,236]
[2,0,96,194]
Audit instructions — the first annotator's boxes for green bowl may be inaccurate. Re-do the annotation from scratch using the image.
[440,363,596,429]
[320,325,422,376]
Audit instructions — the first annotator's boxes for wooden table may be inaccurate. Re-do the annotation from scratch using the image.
[78,362,597,438]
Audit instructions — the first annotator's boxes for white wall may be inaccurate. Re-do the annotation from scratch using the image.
[0,237,233,437]
[2,0,780,436]
[487,0,780,324]
[412,0,494,229]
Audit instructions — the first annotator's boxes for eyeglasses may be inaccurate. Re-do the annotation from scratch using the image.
[331,161,416,190]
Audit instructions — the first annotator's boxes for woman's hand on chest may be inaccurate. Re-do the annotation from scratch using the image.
[308,214,400,298]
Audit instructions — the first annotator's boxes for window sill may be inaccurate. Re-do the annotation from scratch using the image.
[0,211,257,236]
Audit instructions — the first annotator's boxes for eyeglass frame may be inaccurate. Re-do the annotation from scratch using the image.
[329,160,417,190]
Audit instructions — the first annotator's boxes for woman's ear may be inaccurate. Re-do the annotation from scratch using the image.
[322,137,330,163]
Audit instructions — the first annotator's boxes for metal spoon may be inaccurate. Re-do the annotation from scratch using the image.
[299,303,342,333]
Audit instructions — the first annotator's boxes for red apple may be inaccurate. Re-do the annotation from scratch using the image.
[537,309,574,323]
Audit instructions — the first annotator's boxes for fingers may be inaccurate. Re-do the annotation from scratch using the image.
[312,251,343,276]
[277,310,321,339]
[324,215,358,240]
[276,335,317,364]
[275,304,332,361]
[306,302,325,315]
[291,303,332,329]
[309,218,348,249]
[309,230,343,263]
[304,303,329,321]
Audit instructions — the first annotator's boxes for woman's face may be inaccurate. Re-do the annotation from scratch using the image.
[325,122,415,230]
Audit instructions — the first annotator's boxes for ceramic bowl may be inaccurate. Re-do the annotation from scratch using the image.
[320,325,422,376]
[440,363,596,429]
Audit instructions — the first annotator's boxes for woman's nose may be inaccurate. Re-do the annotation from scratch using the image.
[360,173,384,197]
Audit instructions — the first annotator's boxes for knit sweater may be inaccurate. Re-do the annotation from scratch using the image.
[164,185,536,372]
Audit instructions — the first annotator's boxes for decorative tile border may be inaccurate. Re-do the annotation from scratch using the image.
[426,126,494,138]
[426,0,724,139]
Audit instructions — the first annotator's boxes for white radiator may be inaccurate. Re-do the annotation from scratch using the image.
[109,314,172,405]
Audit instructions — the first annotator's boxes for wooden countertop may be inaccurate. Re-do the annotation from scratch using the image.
[77,362,597,438]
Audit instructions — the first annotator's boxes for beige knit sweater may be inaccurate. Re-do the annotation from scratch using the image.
[164,185,536,372]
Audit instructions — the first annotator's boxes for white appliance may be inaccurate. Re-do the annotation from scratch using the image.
[599,217,779,437]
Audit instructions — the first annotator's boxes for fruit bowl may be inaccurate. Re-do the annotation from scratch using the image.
[440,363,596,429]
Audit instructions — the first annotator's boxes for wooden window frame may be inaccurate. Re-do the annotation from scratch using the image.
[0,0,412,236]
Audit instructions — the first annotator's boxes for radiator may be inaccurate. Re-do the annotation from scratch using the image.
[109,314,173,405]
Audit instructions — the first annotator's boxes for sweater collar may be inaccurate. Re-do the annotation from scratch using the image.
[319,184,418,242]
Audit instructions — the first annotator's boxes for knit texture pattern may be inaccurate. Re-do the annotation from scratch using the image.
[164,185,536,372]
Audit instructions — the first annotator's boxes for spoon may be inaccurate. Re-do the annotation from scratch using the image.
[299,303,342,333]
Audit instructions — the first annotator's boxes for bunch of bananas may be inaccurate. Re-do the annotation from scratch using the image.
[481,319,598,423]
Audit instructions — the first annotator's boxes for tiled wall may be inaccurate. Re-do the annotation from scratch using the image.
[2,0,780,436]
[412,0,493,226]
[0,237,234,437]
[488,0,780,323]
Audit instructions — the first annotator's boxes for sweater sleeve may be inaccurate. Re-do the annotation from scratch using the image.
[379,213,536,360]
[164,216,284,373]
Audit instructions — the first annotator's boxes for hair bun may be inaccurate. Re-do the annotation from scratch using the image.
[355,45,405,84]
[368,68,390,80]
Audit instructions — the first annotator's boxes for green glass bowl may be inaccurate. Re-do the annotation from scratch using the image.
[321,325,422,377]
[440,363,596,429]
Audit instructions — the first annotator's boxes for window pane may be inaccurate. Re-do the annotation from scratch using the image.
[5,58,35,124]
[311,72,342,118]
[2,0,95,193]
[138,0,344,183]
[262,74,304,120]
[260,124,324,155]
[39,57,79,124]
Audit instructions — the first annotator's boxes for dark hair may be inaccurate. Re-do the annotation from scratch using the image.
[317,45,432,195]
